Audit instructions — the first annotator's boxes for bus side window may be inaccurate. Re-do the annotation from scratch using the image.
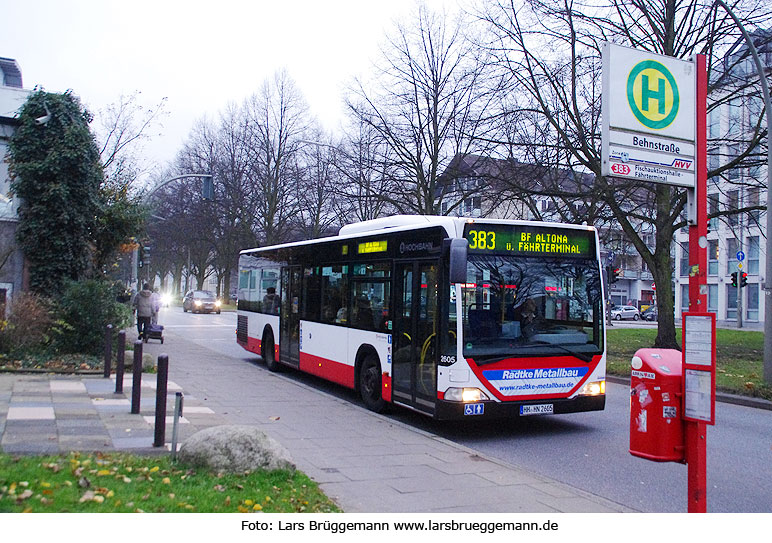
[352,295,373,329]
[350,281,390,331]
[302,267,321,321]
[321,265,348,324]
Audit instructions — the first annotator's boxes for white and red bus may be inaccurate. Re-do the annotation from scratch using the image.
[236,215,606,420]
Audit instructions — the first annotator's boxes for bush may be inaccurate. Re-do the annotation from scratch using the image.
[0,293,53,355]
[52,279,132,355]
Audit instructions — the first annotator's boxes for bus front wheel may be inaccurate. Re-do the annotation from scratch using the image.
[359,354,385,413]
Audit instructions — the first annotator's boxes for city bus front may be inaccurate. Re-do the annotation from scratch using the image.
[435,222,606,420]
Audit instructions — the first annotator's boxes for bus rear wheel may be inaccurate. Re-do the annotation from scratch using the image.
[359,354,385,413]
[262,332,281,372]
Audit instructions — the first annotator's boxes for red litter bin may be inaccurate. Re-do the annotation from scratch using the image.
[629,348,685,463]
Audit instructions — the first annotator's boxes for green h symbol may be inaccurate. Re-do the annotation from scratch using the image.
[641,74,666,114]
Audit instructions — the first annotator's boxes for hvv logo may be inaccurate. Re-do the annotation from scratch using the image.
[672,159,693,170]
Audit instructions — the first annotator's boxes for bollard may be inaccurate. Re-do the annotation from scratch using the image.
[115,331,126,394]
[131,341,143,414]
[153,354,169,447]
[171,392,184,462]
[103,324,113,378]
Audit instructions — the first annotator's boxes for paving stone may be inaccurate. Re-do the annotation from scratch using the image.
[8,399,53,407]
[7,406,55,420]
[112,436,155,449]
[57,425,110,436]
[108,427,153,439]
[3,442,60,454]
[55,415,102,424]
[58,436,113,450]
[50,381,87,393]
[388,472,495,494]
[91,398,130,406]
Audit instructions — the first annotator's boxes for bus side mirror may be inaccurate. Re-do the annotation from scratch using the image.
[448,238,468,284]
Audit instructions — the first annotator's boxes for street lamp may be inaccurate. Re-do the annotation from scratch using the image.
[713,1,772,383]
[144,173,214,201]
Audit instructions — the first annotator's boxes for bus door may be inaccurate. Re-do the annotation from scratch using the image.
[392,260,439,414]
[280,266,301,368]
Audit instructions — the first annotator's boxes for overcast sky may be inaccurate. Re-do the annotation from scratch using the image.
[0,0,459,181]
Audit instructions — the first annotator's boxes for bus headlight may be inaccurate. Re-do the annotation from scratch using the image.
[444,387,489,402]
[579,380,605,396]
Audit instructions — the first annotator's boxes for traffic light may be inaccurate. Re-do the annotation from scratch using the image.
[202,175,214,200]
[740,272,748,288]
[144,245,152,267]
[730,271,738,287]
[610,267,622,284]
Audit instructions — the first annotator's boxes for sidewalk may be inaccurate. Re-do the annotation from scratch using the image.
[0,372,225,456]
[1,331,633,513]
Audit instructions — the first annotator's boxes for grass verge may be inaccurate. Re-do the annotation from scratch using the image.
[606,328,772,401]
[0,451,340,513]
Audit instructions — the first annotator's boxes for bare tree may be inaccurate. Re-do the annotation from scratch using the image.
[97,91,168,186]
[476,0,771,349]
[245,71,310,245]
[295,134,345,239]
[334,116,399,223]
[348,4,497,215]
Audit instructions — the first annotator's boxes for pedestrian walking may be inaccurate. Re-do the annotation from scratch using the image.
[132,283,154,342]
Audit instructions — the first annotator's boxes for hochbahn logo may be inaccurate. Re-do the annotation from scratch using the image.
[626,60,680,130]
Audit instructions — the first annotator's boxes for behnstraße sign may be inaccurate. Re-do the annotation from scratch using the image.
[602,43,697,188]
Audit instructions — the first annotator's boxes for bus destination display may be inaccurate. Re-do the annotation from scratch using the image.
[465,224,594,258]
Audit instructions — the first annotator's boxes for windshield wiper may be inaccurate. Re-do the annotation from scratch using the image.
[529,341,595,363]
[471,355,516,366]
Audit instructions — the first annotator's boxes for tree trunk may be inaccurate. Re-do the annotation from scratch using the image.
[652,249,680,350]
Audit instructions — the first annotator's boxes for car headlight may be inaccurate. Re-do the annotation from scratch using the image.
[194,300,202,307]
[444,387,489,402]
[579,380,605,396]
[161,294,172,306]
[215,300,222,307]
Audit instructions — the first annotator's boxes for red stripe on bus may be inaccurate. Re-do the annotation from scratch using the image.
[466,355,602,402]
[299,352,355,389]
[382,373,392,402]
[240,337,262,356]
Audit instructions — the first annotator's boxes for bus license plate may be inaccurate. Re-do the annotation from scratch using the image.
[520,404,554,416]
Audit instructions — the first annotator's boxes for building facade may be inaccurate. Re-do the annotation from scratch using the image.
[674,30,771,327]
[0,57,30,315]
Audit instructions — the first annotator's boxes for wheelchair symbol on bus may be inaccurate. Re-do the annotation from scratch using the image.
[464,404,484,416]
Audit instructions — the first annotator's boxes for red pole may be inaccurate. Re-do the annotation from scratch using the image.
[686,53,708,513]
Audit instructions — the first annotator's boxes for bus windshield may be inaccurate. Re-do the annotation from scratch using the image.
[461,254,603,363]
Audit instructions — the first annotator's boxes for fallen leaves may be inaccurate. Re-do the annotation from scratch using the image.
[78,491,103,504]
[1,450,339,513]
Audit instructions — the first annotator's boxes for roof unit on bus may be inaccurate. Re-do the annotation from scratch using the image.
[339,215,455,236]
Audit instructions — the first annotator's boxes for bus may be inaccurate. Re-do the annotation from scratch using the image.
[236,215,606,420]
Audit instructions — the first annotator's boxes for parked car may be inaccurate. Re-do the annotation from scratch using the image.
[610,304,641,321]
[641,306,658,321]
[182,290,221,314]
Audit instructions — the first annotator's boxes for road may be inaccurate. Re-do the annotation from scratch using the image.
[157,306,772,513]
